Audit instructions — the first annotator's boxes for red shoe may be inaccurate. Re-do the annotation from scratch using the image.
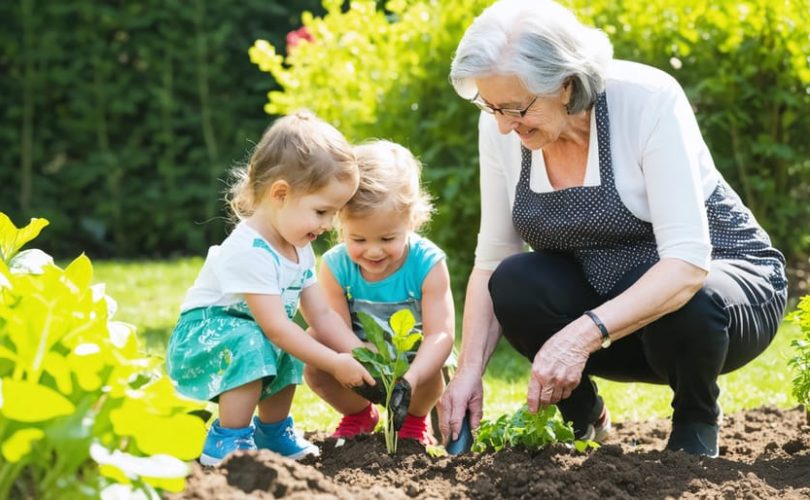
[332,404,379,439]
[397,414,436,446]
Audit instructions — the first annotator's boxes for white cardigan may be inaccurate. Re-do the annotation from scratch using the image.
[474,59,721,273]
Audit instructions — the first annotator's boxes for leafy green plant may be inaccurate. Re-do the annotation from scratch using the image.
[788,295,810,416]
[0,213,206,499]
[472,405,596,454]
[352,310,422,454]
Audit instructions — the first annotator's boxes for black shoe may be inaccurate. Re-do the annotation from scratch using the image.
[665,421,719,458]
[575,406,611,443]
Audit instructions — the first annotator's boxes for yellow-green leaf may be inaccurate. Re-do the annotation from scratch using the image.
[44,351,73,395]
[0,378,75,422]
[393,332,421,353]
[64,253,93,291]
[67,345,104,392]
[389,309,415,337]
[113,410,206,460]
[98,464,130,484]
[1,428,45,463]
[0,214,49,264]
[143,476,186,493]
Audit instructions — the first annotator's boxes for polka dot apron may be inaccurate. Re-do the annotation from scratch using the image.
[511,93,787,296]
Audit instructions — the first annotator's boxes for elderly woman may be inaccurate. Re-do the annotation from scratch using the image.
[438,0,787,457]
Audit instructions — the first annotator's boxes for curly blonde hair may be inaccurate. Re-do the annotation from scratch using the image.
[340,140,433,232]
[228,109,357,219]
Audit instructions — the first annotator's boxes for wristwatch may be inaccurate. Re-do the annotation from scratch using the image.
[584,310,611,349]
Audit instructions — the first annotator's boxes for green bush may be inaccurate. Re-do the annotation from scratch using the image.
[0,213,205,499]
[251,0,810,293]
[0,1,323,259]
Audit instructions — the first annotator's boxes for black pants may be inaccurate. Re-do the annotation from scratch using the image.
[489,251,787,434]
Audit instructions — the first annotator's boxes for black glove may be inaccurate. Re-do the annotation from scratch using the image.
[389,378,412,431]
[351,377,386,405]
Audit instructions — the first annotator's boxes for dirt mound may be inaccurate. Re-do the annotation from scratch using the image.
[173,406,810,499]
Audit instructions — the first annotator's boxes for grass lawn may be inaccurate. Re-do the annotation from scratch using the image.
[94,258,801,432]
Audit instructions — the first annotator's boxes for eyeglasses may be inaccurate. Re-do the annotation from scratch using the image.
[470,93,538,118]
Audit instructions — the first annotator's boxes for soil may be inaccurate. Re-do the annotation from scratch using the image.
[170,405,810,499]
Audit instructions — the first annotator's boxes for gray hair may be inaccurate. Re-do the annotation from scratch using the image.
[450,0,613,114]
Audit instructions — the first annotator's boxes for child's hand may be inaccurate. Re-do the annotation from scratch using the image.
[332,352,375,388]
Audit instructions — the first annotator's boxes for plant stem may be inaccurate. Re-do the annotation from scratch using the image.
[382,378,397,454]
[0,461,24,500]
[39,450,67,492]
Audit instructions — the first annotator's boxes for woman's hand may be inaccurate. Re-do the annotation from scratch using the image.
[332,352,375,388]
[438,369,484,443]
[527,327,593,412]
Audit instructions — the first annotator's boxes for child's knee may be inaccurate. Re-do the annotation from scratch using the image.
[303,365,332,392]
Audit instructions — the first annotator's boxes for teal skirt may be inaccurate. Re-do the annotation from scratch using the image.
[166,305,303,402]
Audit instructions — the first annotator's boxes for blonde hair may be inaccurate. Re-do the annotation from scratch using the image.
[228,109,357,219]
[340,140,433,232]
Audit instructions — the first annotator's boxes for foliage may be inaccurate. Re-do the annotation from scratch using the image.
[251,0,810,296]
[788,295,810,408]
[472,404,596,453]
[352,310,422,454]
[0,0,323,259]
[0,213,206,499]
[572,0,810,263]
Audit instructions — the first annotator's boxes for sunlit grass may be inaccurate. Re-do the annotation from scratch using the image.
[94,257,802,431]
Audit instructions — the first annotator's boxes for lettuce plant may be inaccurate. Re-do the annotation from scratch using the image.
[472,405,597,454]
[0,213,206,499]
[352,310,421,454]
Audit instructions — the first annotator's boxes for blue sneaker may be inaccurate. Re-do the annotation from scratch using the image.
[200,419,256,466]
[253,415,319,460]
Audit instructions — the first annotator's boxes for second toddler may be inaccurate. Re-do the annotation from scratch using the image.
[305,140,455,445]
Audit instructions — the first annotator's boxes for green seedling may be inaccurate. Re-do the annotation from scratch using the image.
[472,405,598,453]
[352,310,422,454]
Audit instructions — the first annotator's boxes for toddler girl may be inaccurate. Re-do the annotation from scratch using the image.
[305,140,455,445]
[167,111,375,466]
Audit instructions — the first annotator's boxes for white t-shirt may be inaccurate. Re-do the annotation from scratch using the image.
[475,59,720,272]
[181,222,317,319]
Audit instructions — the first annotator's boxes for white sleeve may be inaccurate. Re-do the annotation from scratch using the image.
[216,247,282,295]
[474,113,525,270]
[641,81,712,270]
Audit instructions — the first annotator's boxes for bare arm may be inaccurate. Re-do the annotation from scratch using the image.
[570,258,706,353]
[404,260,454,387]
[299,282,366,354]
[245,292,372,387]
[457,268,502,376]
[528,257,707,410]
[312,264,359,352]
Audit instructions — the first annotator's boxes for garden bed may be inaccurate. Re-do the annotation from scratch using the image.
[171,405,810,499]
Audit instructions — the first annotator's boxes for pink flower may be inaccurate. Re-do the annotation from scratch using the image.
[286,26,314,51]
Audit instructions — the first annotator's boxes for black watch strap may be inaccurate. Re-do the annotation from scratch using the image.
[584,310,611,349]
